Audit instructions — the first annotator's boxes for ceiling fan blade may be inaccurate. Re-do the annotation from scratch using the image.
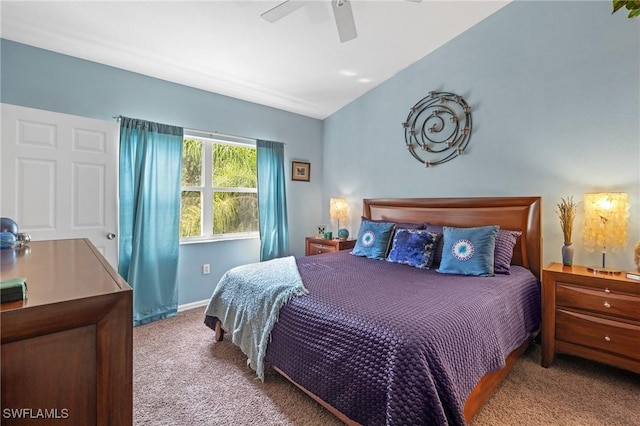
[261,1,307,23]
[331,0,357,43]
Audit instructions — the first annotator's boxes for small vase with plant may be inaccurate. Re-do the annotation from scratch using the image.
[556,196,581,266]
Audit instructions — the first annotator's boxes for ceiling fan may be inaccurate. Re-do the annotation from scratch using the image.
[261,0,358,43]
[261,0,422,43]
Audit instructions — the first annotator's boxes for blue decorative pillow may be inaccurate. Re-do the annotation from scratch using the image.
[426,223,520,274]
[437,225,499,276]
[386,229,440,268]
[351,218,396,260]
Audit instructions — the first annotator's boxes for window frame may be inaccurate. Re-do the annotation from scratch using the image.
[180,134,259,243]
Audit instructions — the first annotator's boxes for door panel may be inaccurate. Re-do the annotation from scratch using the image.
[16,158,56,230]
[1,104,119,268]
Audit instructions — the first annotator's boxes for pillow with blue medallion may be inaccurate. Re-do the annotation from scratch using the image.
[386,229,440,269]
[351,217,396,260]
[437,225,499,276]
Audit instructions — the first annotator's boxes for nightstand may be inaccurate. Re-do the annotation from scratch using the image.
[305,236,356,256]
[541,262,640,374]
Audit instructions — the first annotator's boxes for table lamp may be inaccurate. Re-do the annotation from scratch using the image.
[582,192,629,274]
[330,198,349,240]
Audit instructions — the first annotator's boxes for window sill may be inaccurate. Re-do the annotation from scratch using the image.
[180,233,260,245]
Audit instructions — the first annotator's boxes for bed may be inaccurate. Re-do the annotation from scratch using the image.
[205,197,542,425]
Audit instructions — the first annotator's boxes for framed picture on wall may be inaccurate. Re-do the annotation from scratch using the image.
[292,161,311,182]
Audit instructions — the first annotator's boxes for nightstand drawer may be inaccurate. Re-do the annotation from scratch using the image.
[556,284,640,320]
[308,242,336,255]
[556,309,640,361]
[305,237,356,256]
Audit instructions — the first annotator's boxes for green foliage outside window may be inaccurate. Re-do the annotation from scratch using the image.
[180,139,258,239]
[182,139,202,186]
[180,190,201,238]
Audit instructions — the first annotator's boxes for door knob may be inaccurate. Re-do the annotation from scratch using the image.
[107,233,116,240]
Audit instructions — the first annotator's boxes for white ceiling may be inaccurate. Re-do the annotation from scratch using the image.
[0,0,510,119]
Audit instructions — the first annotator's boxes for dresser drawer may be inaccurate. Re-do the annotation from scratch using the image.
[307,242,336,255]
[556,309,640,361]
[556,284,640,320]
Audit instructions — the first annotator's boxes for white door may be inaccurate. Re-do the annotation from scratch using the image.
[1,103,119,268]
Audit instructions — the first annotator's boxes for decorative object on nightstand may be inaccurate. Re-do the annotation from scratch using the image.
[582,192,629,274]
[541,262,640,374]
[316,225,327,238]
[330,197,349,239]
[337,228,350,240]
[555,196,580,266]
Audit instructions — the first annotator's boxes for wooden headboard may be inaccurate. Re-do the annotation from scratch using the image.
[363,197,542,280]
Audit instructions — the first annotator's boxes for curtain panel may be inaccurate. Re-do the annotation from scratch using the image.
[256,140,289,261]
[118,117,183,326]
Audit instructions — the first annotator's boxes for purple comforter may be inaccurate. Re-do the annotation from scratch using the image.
[261,251,540,426]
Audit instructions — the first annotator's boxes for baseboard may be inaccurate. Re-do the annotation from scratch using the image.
[177,299,209,312]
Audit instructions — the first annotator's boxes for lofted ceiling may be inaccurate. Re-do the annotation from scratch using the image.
[0,0,510,119]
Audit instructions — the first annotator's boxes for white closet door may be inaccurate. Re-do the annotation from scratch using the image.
[1,103,119,268]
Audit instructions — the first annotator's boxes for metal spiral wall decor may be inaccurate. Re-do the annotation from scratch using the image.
[402,91,472,167]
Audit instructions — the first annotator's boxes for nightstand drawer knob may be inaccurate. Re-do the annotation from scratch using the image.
[603,301,611,308]
[604,336,611,342]
[604,288,611,294]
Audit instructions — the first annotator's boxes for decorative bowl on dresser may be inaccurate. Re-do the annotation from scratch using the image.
[0,239,133,425]
[541,262,640,374]
[305,236,356,256]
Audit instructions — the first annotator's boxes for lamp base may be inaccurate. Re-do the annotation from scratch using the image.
[586,266,622,275]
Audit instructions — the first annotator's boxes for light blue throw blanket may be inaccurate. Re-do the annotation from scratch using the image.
[204,256,307,380]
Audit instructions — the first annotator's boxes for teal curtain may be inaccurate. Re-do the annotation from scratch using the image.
[257,140,289,261]
[118,117,183,326]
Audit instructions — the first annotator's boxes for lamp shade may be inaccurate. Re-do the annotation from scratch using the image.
[330,198,349,227]
[582,192,629,253]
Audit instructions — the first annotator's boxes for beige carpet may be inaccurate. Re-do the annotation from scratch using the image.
[134,308,640,425]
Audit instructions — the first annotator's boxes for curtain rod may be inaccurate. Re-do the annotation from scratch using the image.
[113,115,264,144]
[185,128,257,143]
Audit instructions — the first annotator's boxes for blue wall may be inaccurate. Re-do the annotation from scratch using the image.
[322,0,640,271]
[1,39,324,305]
[2,0,639,307]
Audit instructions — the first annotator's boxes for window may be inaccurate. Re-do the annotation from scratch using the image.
[180,135,258,241]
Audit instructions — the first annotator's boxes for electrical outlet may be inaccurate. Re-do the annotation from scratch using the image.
[202,264,210,275]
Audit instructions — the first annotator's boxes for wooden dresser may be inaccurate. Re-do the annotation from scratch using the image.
[1,239,133,425]
[541,262,640,374]
[305,236,356,256]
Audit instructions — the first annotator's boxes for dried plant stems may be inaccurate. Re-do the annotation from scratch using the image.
[556,196,580,243]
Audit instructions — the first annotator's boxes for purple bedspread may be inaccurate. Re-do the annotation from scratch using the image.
[260,251,540,426]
